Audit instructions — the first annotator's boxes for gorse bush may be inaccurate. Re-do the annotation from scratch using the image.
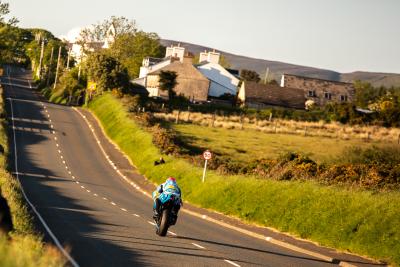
[340,146,400,165]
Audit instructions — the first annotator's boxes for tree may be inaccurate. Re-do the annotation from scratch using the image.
[109,31,164,78]
[85,51,130,94]
[219,55,231,69]
[53,67,86,104]
[0,1,18,25]
[240,69,260,82]
[158,70,178,101]
[78,16,137,55]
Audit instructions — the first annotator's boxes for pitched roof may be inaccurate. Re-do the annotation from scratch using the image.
[244,82,306,109]
[148,60,208,81]
[148,60,210,102]
[283,73,353,86]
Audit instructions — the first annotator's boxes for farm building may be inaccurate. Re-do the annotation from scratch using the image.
[238,81,306,109]
[145,56,210,102]
[280,74,355,106]
[196,51,240,97]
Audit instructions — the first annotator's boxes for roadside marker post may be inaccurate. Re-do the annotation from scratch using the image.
[202,150,212,183]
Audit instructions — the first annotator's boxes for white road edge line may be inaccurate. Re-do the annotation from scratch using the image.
[191,242,204,249]
[224,259,241,267]
[147,221,156,226]
[133,214,140,217]
[8,98,80,267]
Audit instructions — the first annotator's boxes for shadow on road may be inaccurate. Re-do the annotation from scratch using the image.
[3,68,149,267]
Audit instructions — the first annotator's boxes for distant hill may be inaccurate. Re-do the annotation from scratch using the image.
[160,39,400,87]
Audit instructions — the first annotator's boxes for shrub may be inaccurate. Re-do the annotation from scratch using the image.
[151,124,179,155]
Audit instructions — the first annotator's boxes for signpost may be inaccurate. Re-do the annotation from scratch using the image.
[202,150,212,183]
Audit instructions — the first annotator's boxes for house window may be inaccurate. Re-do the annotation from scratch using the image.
[324,92,332,100]
[308,90,316,97]
[340,95,348,101]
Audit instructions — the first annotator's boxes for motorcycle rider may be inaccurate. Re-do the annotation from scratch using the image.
[152,177,182,222]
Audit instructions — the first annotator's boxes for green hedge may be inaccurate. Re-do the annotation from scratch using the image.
[89,93,400,266]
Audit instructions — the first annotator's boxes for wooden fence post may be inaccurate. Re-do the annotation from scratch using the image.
[187,106,191,122]
[175,110,180,124]
[212,111,216,127]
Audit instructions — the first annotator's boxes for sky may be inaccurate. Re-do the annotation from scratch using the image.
[8,0,400,74]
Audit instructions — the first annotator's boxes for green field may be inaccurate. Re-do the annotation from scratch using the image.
[89,93,400,266]
[173,124,386,164]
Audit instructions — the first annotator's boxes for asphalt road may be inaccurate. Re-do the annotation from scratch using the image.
[0,66,381,267]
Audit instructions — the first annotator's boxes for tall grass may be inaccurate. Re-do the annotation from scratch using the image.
[0,86,65,267]
[89,93,400,266]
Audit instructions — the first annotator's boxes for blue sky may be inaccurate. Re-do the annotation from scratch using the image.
[8,0,400,74]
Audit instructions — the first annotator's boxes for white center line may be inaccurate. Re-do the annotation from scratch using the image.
[103,197,107,200]
[93,193,98,197]
[86,190,91,193]
[111,202,116,206]
[191,243,205,249]
[81,186,85,189]
[168,231,177,236]
[133,214,140,217]
[147,221,156,226]
[224,260,241,267]
[121,208,127,212]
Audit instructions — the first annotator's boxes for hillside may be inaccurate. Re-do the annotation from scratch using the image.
[160,39,400,87]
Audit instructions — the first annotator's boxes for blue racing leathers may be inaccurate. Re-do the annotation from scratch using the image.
[152,180,182,214]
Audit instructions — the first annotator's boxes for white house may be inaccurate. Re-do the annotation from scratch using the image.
[138,44,186,79]
[196,51,240,97]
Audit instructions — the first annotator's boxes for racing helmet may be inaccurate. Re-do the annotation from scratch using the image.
[166,177,176,183]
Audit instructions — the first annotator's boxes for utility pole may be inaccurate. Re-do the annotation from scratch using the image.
[264,67,269,84]
[46,47,54,87]
[66,47,72,70]
[53,46,62,89]
[37,39,45,79]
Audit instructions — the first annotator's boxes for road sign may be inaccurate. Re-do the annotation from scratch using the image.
[203,150,212,160]
[202,150,212,183]
[87,81,97,92]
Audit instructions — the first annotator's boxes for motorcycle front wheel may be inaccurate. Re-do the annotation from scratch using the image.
[156,208,170,236]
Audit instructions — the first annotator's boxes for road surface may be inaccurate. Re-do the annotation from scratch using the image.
[1,66,382,267]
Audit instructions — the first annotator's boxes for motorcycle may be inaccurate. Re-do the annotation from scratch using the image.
[154,192,181,236]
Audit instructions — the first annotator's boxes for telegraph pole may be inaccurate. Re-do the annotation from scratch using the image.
[38,39,45,79]
[53,46,62,89]
[46,46,54,87]
[66,47,72,70]
[264,67,269,84]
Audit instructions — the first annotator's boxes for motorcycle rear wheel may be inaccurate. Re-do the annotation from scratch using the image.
[156,208,170,236]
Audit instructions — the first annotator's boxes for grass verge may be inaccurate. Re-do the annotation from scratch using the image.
[89,93,400,266]
[0,86,65,267]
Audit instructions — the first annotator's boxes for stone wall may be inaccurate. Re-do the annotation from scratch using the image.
[283,74,355,106]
